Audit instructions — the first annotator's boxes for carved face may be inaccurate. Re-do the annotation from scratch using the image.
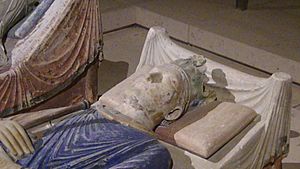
[122,65,186,129]
[100,57,207,130]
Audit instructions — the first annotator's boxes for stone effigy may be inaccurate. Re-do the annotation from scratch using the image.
[136,27,292,169]
[17,109,172,169]
[0,0,292,167]
[0,23,292,168]
[0,56,208,168]
[0,0,102,117]
[99,55,208,130]
[1,110,172,169]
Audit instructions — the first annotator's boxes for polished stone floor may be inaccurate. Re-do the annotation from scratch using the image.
[101,26,300,169]
[100,0,300,84]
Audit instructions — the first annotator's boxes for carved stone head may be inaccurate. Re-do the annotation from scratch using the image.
[100,55,207,130]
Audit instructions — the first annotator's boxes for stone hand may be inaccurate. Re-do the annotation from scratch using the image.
[0,120,34,157]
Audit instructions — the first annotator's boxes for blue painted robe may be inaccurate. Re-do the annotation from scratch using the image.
[17,109,172,169]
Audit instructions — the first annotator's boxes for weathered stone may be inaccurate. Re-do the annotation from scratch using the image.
[174,102,257,158]
[0,0,102,117]
[100,56,207,130]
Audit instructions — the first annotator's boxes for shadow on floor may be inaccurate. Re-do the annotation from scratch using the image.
[283,163,300,169]
[98,59,129,96]
[290,130,300,139]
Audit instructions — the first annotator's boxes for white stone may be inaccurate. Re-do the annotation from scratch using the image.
[136,26,292,169]
[100,55,207,130]
[174,102,257,158]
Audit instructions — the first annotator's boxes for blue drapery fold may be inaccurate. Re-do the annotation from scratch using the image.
[18,109,172,169]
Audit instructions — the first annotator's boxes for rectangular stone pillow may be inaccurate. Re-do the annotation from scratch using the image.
[155,102,257,158]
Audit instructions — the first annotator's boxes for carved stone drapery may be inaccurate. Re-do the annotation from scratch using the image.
[137,27,291,169]
[0,0,103,117]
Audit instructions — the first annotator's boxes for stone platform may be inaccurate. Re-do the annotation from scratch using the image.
[101,26,300,169]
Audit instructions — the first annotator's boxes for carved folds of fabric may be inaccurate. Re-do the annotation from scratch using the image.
[0,0,102,117]
[137,27,292,169]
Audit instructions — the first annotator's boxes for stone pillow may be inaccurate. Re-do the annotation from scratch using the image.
[155,102,257,158]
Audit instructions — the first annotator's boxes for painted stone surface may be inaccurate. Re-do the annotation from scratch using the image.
[0,0,40,64]
[100,56,208,130]
[17,109,172,169]
[137,26,292,169]
[0,2,293,166]
[0,0,102,117]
